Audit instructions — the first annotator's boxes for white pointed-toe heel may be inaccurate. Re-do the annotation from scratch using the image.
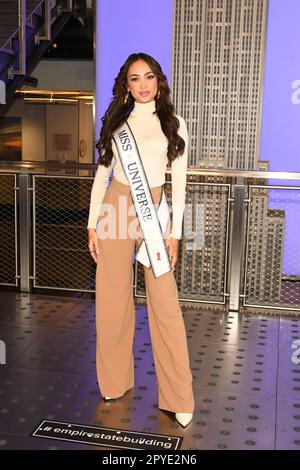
[103,389,131,401]
[175,412,193,427]
[103,394,124,401]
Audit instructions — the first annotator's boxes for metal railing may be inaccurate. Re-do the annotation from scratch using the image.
[1,161,300,316]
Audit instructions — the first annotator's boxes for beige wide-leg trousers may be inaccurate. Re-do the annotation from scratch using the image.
[95,177,194,413]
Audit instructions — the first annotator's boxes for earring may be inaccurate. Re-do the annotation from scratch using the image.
[124,91,129,104]
[156,89,160,99]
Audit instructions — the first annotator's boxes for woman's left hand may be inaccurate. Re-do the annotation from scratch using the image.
[165,237,179,272]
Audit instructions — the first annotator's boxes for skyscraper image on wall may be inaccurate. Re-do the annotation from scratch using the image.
[168,0,286,306]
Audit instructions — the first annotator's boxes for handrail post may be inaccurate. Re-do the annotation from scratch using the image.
[8,0,26,78]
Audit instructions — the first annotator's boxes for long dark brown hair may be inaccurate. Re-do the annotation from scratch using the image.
[96,52,185,167]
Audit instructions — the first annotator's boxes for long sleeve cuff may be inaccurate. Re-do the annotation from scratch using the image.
[170,115,189,239]
[169,203,185,239]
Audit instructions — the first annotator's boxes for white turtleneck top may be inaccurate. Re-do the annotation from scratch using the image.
[87,99,188,239]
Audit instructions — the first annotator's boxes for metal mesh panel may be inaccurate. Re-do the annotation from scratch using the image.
[135,178,230,305]
[244,186,300,311]
[33,175,95,291]
[0,173,17,286]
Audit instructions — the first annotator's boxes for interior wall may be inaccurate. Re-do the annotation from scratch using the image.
[79,100,93,164]
[45,104,79,165]
[2,59,94,163]
[260,0,300,275]
[4,97,45,161]
[29,59,94,91]
[95,0,173,162]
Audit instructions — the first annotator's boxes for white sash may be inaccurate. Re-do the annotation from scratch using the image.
[113,121,171,278]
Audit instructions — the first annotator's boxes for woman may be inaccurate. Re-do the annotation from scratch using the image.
[87,52,194,427]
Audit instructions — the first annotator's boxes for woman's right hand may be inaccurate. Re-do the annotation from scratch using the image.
[88,229,99,264]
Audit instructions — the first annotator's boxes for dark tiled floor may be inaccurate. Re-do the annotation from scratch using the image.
[0,291,299,450]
